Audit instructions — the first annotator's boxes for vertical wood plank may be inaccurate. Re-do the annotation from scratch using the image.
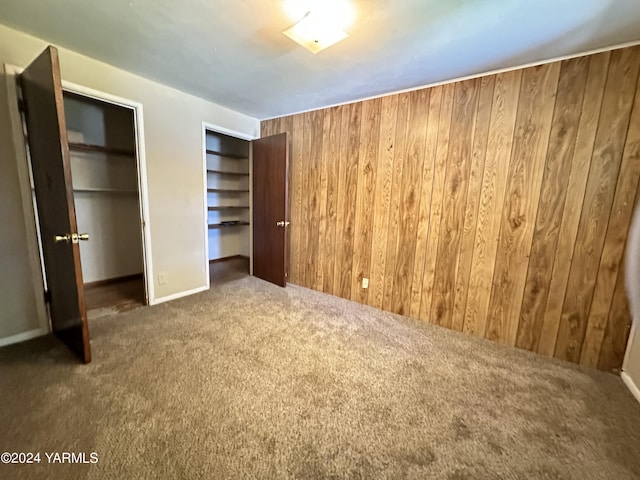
[297,112,313,287]
[338,102,362,299]
[450,76,494,331]
[289,114,305,284]
[332,105,350,296]
[462,70,521,336]
[430,79,481,329]
[322,107,342,294]
[419,83,455,322]
[555,47,640,362]
[537,52,611,356]
[390,89,430,316]
[485,62,560,345]
[515,57,589,352]
[352,99,382,303]
[383,93,410,311]
[307,110,325,289]
[316,111,332,291]
[369,95,399,309]
[409,87,442,319]
[598,259,634,371]
[580,77,640,366]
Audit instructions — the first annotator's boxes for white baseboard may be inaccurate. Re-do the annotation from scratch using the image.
[0,328,48,348]
[621,371,640,405]
[150,285,208,305]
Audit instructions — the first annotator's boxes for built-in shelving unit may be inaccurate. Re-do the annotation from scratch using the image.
[206,131,251,264]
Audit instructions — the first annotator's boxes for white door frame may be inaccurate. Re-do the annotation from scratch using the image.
[201,121,257,287]
[4,63,154,338]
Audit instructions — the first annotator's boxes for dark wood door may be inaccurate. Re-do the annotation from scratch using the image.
[252,132,289,287]
[21,46,91,363]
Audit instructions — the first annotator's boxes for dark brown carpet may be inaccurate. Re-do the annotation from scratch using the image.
[1,275,639,479]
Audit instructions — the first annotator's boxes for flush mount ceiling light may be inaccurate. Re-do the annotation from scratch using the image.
[283,11,348,54]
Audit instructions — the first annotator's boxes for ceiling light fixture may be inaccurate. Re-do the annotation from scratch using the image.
[283,11,348,54]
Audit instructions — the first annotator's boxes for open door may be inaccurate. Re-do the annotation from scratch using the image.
[252,132,289,287]
[20,46,91,363]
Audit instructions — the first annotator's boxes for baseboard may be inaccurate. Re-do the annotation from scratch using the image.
[84,273,144,289]
[209,255,249,264]
[0,328,48,348]
[621,371,640,405]
[150,285,208,305]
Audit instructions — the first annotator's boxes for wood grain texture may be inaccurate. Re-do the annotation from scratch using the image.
[486,62,560,346]
[462,71,521,337]
[390,90,430,316]
[289,114,305,284]
[352,99,382,303]
[369,96,398,309]
[515,57,588,352]
[383,93,410,312]
[322,107,342,294]
[451,76,494,332]
[261,45,640,370]
[430,79,480,329]
[555,47,640,363]
[409,87,442,319]
[419,84,455,322]
[537,51,611,356]
[581,75,640,367]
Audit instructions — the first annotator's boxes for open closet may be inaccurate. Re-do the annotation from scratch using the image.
[63,92,146,317]
[205,129,251,281]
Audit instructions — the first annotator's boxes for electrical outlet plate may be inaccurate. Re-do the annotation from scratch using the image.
[362,277,369,289]
[158,272,167,285]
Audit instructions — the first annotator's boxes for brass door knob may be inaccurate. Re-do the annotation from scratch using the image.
[54,234,71,243]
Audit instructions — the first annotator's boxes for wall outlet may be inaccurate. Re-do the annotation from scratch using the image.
[158,272,167,285]
[362,277,369,289]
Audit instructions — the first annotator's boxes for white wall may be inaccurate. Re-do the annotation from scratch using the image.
[0,23,259,341]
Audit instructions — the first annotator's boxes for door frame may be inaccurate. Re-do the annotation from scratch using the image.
[5,63,153,338]
[201,121,258,287]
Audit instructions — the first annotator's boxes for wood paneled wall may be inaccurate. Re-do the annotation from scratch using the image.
[261,46,640,370]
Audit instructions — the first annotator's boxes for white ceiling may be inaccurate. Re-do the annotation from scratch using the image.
[1,0,640,119]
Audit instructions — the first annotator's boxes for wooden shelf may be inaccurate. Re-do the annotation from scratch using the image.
[207,206,249,211]
[74,187,137,194]
[206,149,248,160]
[207,169,249,177]
[208,222,250,229]
[69,142,135,157]
[207,188,249,193]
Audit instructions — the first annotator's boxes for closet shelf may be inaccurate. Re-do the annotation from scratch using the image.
[207,169,249,177]
[207,206,249,211]
[207,188,249,193]
[74,187,137,194]
[69,142,135,157]
[208,222,250,229]
[206,149,248,160]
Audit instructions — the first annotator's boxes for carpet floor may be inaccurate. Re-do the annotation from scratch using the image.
[1,275,639,479]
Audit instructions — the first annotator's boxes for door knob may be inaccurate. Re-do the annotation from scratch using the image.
[54,234,71,243]
[54,233,89,244]
[276,221,290,227]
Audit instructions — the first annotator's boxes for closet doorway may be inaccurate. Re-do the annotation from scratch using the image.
[204,127,252,283]
[64,91,147,319]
